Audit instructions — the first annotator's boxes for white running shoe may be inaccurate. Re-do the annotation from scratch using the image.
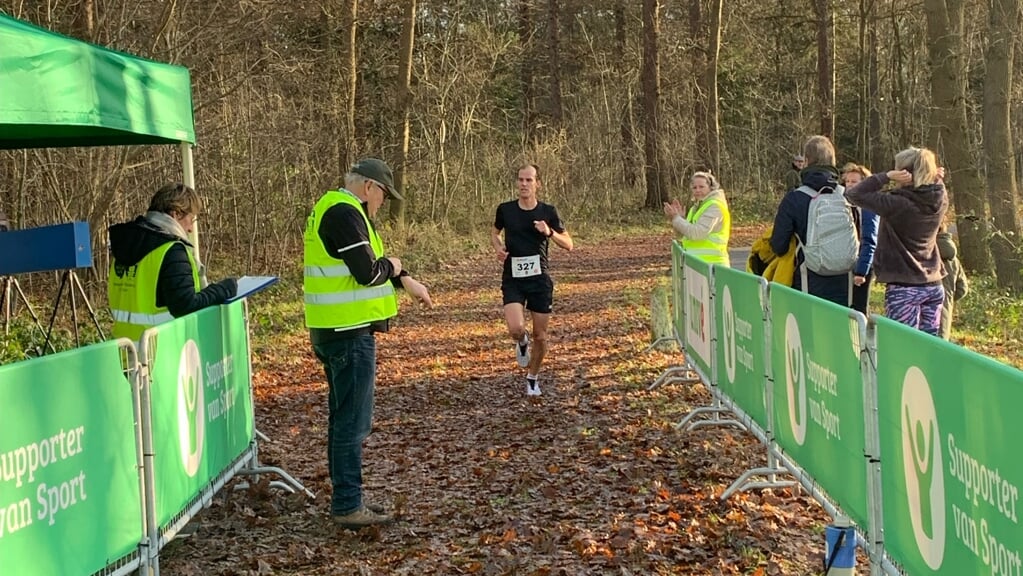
[515,332,530,367]
[526,378,542,396]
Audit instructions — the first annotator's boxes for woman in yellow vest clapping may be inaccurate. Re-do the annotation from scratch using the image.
[663,171,732,266]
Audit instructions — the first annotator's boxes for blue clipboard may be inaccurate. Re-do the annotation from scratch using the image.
[227,275,279,303]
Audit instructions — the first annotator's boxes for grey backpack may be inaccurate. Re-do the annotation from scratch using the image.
[796,185,859,276]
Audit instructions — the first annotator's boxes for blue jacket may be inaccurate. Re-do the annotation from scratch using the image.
[855,209,879,277]
[770,166,850,306]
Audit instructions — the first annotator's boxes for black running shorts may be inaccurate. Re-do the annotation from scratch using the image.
[501,275,554,314]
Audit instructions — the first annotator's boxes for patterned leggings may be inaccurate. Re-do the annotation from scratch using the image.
[884,283,946,336]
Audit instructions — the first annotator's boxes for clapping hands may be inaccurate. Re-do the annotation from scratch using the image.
[663,199,686,220]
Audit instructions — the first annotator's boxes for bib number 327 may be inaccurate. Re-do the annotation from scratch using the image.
[511,255,541,278]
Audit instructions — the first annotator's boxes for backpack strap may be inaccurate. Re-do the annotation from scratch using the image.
[796,185,817,198]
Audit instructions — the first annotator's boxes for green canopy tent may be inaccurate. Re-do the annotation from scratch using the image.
[0,12,206,266]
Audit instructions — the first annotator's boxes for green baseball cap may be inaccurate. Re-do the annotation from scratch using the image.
[351,158,403,201]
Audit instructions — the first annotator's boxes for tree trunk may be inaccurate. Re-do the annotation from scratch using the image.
[923,0,992,273]
[704,0,723,174]
[340,0,359,174]
[77,0,95,40]
[519,0,537,144]
[388,0,416,223]
[615,1,637,186]
[642,0,668,208]
[688,0,710,172]
[867,16,884,171]
[812,0,835,139]
[547,0,563,130]
[983,0,1023,290]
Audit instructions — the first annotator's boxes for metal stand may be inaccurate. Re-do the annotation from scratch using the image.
[643,335,679,354]
[646,364,699,391]
[673,394,746,432]
[1,275,57,355]
[41,269,105,351]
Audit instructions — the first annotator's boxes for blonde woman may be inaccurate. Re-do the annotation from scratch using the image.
[840,163,880,315]
[664,171,731,267]
[845,148,948,335]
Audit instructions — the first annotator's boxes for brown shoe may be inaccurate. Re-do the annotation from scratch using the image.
[365,502,386,514]
[332,505,394,529]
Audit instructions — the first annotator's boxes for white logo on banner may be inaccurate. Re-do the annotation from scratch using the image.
[722,285,737,383]
[177,340,205,478]
[784,314,807,445]
[685,265,711,367]
[902,366,945,569]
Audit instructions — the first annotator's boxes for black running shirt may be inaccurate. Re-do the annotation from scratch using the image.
[494,200,565,281]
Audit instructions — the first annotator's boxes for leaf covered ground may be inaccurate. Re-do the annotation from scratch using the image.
[162,228,845,576]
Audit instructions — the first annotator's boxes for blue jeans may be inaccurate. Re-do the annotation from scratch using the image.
[313,334,376,515]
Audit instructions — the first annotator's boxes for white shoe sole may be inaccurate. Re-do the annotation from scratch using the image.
[516,335,530,367]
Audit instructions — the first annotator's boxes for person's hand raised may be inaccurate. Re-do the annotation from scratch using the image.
[663,199,685,220]
[886,169,913,186]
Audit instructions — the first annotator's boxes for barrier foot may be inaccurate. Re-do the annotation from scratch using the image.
[237,466,316,499]
[720,467,797,500]
[255,428,271,442]
[674,407,745,432]
[647,365,698,391]
[643,336,678,354]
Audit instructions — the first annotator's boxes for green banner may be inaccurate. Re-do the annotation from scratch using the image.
[0,340,142,574]
[876,317,1023,575]
[770,284,869,529]
[714,265,769,430]
[145,301,254,529]
[672,241,685,341]
[683,253,713,381]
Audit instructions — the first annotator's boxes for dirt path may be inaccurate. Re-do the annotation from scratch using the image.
[163,227,834,576]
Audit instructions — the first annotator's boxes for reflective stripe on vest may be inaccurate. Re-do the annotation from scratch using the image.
[303,190,398,329]
[682,196,731,265]
[108,240,199,341]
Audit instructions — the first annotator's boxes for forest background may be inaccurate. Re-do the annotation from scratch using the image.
[1,0,1022,358]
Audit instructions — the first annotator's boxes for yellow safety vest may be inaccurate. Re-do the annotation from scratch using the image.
[682,195,731,265]
[108,241,199,341]
[303,190,398,330]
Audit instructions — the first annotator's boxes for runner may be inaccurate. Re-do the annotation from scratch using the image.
[491,163,574,396]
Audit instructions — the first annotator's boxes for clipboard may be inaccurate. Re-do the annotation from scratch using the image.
[227,275,279,303]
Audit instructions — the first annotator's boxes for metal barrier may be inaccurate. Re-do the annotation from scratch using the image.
[658,244,1023,575]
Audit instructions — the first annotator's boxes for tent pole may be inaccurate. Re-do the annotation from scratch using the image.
[180,141,208,286]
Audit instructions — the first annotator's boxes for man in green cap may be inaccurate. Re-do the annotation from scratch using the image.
[303,158,432,529]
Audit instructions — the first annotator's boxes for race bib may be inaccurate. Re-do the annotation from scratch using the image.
[511,255,541,278]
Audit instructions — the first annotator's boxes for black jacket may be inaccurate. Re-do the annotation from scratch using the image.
[109,216,235,317]
[770,166,851,306]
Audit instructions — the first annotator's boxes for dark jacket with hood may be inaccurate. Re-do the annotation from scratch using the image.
[936,231,969,339]
[109,216,235,318]
[770,165,850,306]
[845,174,947,285]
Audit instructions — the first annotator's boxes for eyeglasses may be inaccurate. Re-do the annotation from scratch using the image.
[370,181,390,199]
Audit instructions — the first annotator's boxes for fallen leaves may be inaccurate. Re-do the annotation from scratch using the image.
[159,228,847,575]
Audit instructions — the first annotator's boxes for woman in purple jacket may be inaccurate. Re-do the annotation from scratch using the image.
[844,147,947,335]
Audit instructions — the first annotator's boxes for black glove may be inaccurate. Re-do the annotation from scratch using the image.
[218,277,238,297]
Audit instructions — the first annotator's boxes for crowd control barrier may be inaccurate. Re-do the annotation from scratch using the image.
[0,339,146,576]
[0,300,310,576]
[657,242,1023,575]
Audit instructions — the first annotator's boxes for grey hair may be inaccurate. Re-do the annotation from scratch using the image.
[691,171,719,190]
[344,172,371,189]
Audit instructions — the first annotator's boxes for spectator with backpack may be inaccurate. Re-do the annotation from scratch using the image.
[845,147,948,336]
[841,163,880,315]
[770,135,858,306]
